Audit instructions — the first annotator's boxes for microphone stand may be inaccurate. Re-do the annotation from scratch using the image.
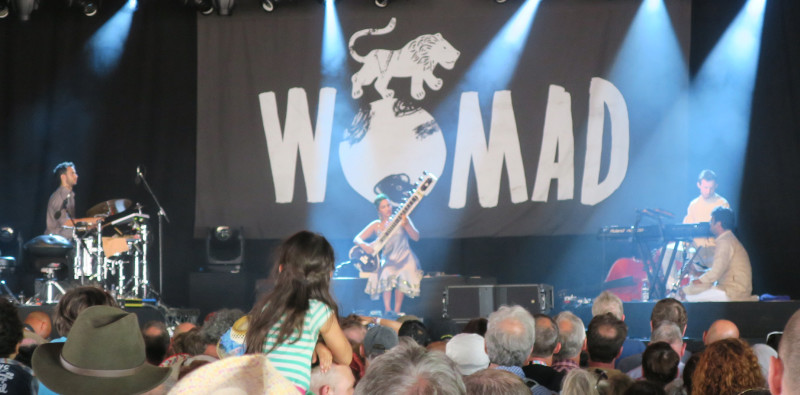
[137,171,168,301]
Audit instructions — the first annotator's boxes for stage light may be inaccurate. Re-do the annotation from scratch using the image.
[190,0,214,15]
[13,0,37,21]
[374,0,388,7]
[78,0,98,16]
[215,0,234,16]
[0,1,9,19]
[206,226,244,272]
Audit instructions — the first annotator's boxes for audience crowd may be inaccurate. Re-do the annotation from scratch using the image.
[1,239,797,394]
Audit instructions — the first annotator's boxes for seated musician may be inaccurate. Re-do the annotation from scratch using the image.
[681,207,754,302]
[683,170,730,266]
[46,162,80,238]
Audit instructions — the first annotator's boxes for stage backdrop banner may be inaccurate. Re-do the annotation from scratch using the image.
[196,0,691,239]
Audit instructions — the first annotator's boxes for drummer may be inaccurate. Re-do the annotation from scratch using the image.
[45,162,80,238]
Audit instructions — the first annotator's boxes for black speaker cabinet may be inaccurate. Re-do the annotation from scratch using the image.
[444,284,554,322]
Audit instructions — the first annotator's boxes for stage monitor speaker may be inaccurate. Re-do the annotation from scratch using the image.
[443,285,494,322]
[444,284,553,322]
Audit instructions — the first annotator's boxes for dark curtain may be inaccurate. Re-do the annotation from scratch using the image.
[0,0,197,306]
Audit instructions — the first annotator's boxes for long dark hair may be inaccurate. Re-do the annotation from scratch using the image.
[244,230,338,354]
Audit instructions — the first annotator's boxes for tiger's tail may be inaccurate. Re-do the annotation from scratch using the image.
[348,17,397,64]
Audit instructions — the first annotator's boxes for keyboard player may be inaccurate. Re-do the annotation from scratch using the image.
[683,169,730,267]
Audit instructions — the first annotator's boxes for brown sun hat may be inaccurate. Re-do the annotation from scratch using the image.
[32,305,172,395]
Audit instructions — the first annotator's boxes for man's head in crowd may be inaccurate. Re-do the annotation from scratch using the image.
[142,321,170,365]
[398,320,430,347]
[171,328,206,356]
[770,309,800,395]
[174,322,197,336]
[361,325,399,362]
[651,322,686,358]
[462,317,488,337]
[642,342,680,385]
[703,319,740,345]
[200,308,244,345]
[650,298,688,334]
[485,305,536,367]
[463,368,530,395]
[24,311,53,340]
[54,285,118,337]
[586,313,627,365]
[531,314,561,361]
[311,363,356,395]
[355,339,465,395]
[554,311,586,363]
[340,314,367,348]
[592,291,624,321]
[0,298,23,358]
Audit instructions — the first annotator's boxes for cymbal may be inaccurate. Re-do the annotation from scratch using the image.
[87,199,132,217]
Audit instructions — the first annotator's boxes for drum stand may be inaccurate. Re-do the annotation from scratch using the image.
[35,263,67,304]
[121,223,159,299]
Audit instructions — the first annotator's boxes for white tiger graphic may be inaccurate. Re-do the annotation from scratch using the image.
[349,18,461,101]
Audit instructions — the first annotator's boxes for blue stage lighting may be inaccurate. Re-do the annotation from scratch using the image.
[458,0,541,93]
[689,0,766,203]
[86,3,135,76]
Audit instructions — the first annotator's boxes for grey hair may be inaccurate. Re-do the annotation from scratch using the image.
[554,311,586,360]
[561,368,600,395]
[651,322,683,347]
[463,368,530,395]
[532,314,559,357]
[485,305,536,367]
[199,308,246,344]
[591,291,624,320]
[355,338,466,395]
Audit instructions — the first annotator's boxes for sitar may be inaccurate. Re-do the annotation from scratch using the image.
[350,172,437,273]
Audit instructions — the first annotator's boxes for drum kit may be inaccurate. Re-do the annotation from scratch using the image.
[66,198,156,300]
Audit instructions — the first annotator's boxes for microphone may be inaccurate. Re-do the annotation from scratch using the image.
[636,208,675,218]
[652,208,675,218]
[54,192,72,220]
[636,208,658,218]
[135,166,142,185]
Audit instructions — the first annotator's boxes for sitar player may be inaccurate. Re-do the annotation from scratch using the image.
[354,193,422,318]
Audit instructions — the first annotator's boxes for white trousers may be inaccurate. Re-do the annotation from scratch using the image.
[685,287,730,302]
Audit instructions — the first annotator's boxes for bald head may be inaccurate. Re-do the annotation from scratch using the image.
[25,311,52,339]
[703,319,739,345]
[771,309,800,394]
[174,322,197,336]
[311,363,355,395]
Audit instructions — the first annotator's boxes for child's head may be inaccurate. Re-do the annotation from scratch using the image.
[273,230,335,290]
[245,230,338,354]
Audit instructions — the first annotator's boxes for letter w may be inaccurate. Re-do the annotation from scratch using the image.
[259,88,336,203]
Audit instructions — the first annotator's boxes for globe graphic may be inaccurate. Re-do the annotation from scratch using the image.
[340,97,446,202]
